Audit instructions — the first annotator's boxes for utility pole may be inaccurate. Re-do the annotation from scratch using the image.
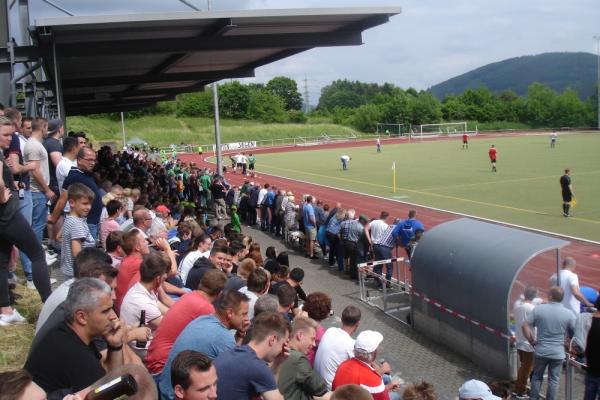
[303,74,310,113]
[594,36,600,130]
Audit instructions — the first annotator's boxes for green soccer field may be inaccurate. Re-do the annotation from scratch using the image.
[255,132,600,242]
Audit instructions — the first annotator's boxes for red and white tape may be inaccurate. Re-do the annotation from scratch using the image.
[411,290,515,342]
[358,257,405,268]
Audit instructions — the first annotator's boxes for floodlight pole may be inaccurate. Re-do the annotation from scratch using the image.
[594,36,600,130]
[120,112,126,149]
[212,82,223,175]
[206,0,223,175]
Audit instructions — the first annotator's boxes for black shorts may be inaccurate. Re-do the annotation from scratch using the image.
[490,159,496,163]
[562,191,572,202]
[463,140,468,144]
[236,163,243,167]
[249,164,255,170]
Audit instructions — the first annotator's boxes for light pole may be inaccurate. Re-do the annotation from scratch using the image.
[594,36,600,130]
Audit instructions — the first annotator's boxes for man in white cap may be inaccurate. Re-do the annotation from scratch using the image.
[458,379,501,400]
[332,330,399,400]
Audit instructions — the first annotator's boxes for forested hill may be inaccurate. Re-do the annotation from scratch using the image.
[429,52,597,100]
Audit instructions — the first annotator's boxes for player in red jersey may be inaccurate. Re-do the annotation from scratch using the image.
[462,133,469,149]
[488,145,497,172]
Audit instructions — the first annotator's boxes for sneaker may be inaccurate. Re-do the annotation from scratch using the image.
[46,253,58,265]
[0,309,27,325]
[26,280,36,289]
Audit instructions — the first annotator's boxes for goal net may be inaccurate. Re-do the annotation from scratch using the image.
[376,123,406,137]
[418,122,468,137]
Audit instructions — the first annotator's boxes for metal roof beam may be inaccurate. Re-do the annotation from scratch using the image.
[61,68,254,89]
[56,31,363,56]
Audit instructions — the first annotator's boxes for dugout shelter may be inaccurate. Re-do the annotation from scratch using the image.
[410,218,569,379]
[1,1,400,117]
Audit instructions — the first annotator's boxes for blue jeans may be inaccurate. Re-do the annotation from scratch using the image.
[585,373,600,400]
[18,190,33,280]
[87,223,99,242]
[530,356,563,400]
[31,192,48,243]
[373,244,393,285]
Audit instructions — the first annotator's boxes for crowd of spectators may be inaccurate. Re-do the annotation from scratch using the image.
[1,104,598,399]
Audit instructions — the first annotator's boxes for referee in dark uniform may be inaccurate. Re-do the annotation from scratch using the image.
[560,168,574,217]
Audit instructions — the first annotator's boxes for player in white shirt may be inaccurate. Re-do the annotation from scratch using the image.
[340,155,351,170]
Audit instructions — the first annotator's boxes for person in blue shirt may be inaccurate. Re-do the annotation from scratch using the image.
[302,196,318,259]
[391,210,425,260]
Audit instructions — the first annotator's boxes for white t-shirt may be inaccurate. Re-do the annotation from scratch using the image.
[120,282,162,330]
[178,250,203,284]
[513,300,536,352]
[314,327,355,389]
[238,286,259,320]
[35,279,74,333]
[56,156,75,191]
[369,219,389,245]
[550,269,580,315]
[340,155,350,162]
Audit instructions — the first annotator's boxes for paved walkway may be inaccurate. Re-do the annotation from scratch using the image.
[242,224,585,399]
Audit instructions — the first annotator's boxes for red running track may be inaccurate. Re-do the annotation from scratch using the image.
[179,134,600,294]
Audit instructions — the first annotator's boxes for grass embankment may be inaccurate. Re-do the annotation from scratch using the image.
[0,284,43,372]
[67,115,360,148]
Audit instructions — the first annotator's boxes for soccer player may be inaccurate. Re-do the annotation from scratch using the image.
[376,137,381,153]
[462,133,469,149]
[488,145,497,172]
[550,130,557,148]
[340,155,351,170]
[560,168,574,217]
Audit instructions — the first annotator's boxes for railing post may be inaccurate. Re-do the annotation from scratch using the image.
[564,356,572,400]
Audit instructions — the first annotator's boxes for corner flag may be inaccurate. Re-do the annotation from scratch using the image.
[392,161,396,193]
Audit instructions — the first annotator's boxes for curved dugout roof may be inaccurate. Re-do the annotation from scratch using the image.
[31,7,400,116]
[411,218,569,332]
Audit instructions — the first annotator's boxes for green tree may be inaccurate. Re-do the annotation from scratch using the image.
[375,90,412,126]
[442,95,467,121]
[496,90,525,122]
[410,92,442,125]
[524,83,557,127]
[319,89,364,110]
[175,91,213,117]
[287,109,307,123]
[348,104,383,132]
[552,88,586,127]
[266,76,303,110]
[218,81,250,119]
[247,89,286,123]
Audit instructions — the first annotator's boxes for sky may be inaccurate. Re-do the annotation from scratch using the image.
[21,0,600,105]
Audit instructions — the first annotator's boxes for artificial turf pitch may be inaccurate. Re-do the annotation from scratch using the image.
[255,132,600,242]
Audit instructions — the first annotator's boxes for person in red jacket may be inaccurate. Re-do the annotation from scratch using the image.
[332,330,399,400]
[488,145,497,172]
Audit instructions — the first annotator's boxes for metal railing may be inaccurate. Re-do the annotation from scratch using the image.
[357,253,412,326]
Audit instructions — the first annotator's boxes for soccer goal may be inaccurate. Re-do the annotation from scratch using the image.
[376,123,406,137]
[418,122,468,137]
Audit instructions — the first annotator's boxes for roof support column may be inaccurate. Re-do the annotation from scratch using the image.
[212,82,222,175]
[51,34,65,122]
[0,0,10,107]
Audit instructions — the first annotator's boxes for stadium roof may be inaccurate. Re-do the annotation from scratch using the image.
[31,7,401,116]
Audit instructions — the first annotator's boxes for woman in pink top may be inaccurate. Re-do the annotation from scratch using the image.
[303,291,332,366]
